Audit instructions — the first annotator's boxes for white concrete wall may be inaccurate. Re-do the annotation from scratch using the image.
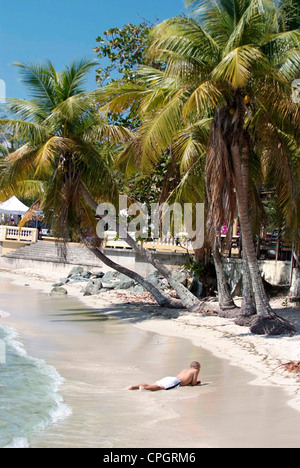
[223,258,291,289]
[0,246,292,287]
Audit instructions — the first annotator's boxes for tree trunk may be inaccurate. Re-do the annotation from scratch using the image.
[115,219,200,310]
[78,230,183,309]
[235,249,257,326]
[231,141,274,317]
[289,267,300,302]
[234,132,256,325]
[230,99,295,335]
[212,239,238,315]
[241,251,257,315]
[80,185,200,310]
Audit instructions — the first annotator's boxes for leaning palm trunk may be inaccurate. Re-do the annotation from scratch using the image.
[78,231,182,308]
[80,185,201,310]
[116,222,201,309]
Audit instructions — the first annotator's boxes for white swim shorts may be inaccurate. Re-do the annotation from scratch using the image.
[156,376,181,390]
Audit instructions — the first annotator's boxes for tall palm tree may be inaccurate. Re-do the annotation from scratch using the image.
[0,59,184,308]
[101,0,299,333]
[152,0,299,333]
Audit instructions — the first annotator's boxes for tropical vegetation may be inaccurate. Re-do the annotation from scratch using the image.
[0,0,299,335]
[99,0,299,334]
[0,59,199,309]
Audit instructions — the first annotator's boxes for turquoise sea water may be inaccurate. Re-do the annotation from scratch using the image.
[0,320,71,448]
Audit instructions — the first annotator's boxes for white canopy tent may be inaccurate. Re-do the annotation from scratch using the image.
[0,196,29,216]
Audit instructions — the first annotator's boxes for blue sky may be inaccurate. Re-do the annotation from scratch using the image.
[0,0,186,100]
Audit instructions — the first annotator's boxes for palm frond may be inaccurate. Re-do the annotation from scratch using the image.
[48,92,96,124]
[34,136,76,176]
[148,17,220,64]
[172,118,212,172]
[140,94,185,169]
[114,136,143,178]
[14,61,57,111]
[83,123,134,146]
[212,45,267,88]
[60,58,98,99]
[0,118,50,145]
[4,98,47,124]
[167,153,206,205]
[183,81,224,117]
[96,82,149,115]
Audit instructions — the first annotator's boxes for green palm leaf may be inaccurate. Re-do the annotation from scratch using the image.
[212,45,267,88]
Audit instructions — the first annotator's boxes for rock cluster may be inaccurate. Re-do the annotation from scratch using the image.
[50,267,203,299]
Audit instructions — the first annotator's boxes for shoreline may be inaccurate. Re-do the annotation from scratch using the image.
[1,266,300,415]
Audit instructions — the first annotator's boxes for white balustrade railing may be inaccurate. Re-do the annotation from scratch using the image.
[103,231,193,251]
[0,226,38,243]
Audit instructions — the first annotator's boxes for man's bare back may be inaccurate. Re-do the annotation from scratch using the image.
[176,367,201,387]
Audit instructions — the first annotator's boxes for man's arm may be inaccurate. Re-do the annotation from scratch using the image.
[191,369,201,386]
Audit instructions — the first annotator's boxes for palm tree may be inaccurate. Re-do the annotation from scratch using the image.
[99,64,240,313]
[0,59,185,308]
[101,0,299,333]
[153,0,299,333]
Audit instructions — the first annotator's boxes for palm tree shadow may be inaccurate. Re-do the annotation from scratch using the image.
[48,302,162,324]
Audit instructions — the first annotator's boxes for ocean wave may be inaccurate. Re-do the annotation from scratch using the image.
[0,324,72,448]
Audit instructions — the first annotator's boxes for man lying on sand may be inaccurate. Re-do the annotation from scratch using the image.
[127,361,201,391]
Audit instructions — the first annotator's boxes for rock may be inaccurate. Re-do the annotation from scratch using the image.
[83,279,103,296]
[160,278,170,289]
[189,278,203,298]
[68,278,86,284]
[51,287,68,296]
[147,271,164,281]
[231,276,242,297]
[129,285,145,294]
[102,283,117,290]
[147,271,162,279]
[68,266,84,278]
[146,275,161,287]
[81,270,93,280]
[59,277,69,285]
[171,270,188,287]
[91,271,105,279]
[146,272,168,290]
[52,282,65,287]
[115,279,136,290]
[101,271,120,282]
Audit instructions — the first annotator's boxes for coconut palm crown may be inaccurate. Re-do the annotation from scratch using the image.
[0,59,133,238]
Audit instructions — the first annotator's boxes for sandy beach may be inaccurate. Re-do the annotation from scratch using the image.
[1,265,300,448]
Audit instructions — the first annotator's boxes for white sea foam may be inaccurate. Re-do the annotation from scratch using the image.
[0,324,72,448]
[0,309,10,318]
[5,438,30,449]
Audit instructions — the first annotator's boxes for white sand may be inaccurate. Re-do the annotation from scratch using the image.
[1,265,300,414]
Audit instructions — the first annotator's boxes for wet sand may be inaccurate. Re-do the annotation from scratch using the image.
[1,277,300,448]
